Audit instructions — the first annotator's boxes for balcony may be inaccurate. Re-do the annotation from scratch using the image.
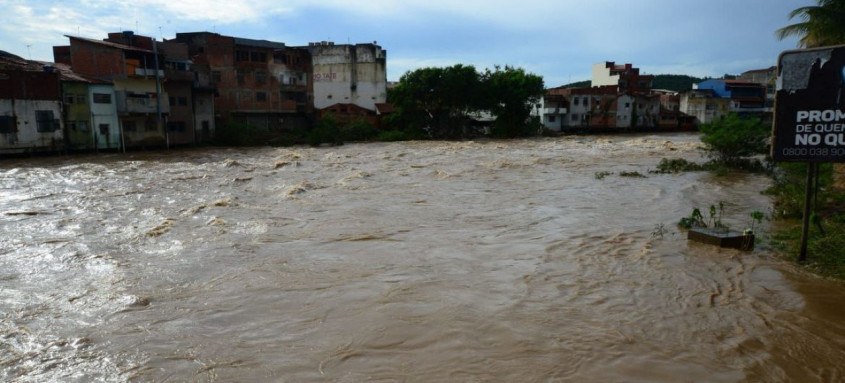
[115,91,170,115]
[134,68,165,78]
[544,107,567,115]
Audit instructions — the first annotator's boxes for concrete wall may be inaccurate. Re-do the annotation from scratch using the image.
[308,43,387,111]
[0,99,64,153]
[592,62,620,87]
[63,82,93,150]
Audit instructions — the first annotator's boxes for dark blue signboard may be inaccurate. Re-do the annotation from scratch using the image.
[773,45,845,162]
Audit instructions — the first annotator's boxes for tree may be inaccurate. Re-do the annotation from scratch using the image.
[388,65,481,138]
[699,113,769,166]
[776,0,845,48]
[481,66,545,138]
[388,64,544,139]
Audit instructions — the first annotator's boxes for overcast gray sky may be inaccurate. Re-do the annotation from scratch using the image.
[0,0,809,86]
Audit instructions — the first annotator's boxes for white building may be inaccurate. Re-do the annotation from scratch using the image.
[304,42,387,112]
[532,93,568,131]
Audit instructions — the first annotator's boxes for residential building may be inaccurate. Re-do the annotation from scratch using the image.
[303,42,387,113]
[0,52,64,154]
[533,92,568,131]
[694,79,768,114]
[592,61,653,93]
[56,63,121,150]
[56,32,171,148]
[679,89,730,124]
[159,41,196,146]
[172,32,312,133]
[739,66,776,105]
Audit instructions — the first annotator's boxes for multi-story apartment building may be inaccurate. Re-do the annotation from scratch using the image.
[591,61,654,93]
[739,66,776,106]
[0,52,65,154]
[679,89,730,124]
[533,92,568,131]
[171,32,312,132]
[55,32,171,148]
[158,41,197,146]
[694,79,767,113]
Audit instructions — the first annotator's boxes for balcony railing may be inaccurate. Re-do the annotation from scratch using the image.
[134,68,165,77]
[115,91,170,114]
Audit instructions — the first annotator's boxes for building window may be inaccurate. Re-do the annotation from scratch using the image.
[211,71,221,84]
[624,102,630,108]
[123,120,136,132]
[236,50,249,62]
[250,52,267,62]
[93,93,111,104]
[256,91,267,102]
[202,120,210,134]
[0,116,17,133]
[573,97,579,106]
[169,96,176,106]
[99,124,110,135]
[178,96,188,106]
[65,94,76,104]
[548,115,556,122]
[255,71,267,84]
[35,110,58,132]
[236,70,245,85]
[571,113,579,121]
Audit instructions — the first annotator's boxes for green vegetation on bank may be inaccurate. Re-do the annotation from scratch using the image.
[657,111,845,278]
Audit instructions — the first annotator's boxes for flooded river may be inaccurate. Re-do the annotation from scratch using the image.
[2,133,845,382]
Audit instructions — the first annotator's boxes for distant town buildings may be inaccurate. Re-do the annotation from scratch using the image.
[1,30,388,154]
[534,61,771,132]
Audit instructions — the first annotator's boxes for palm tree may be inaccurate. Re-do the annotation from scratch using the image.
[776,0,845,48]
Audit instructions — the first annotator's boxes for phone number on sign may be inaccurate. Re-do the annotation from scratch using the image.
[781,147,845,157]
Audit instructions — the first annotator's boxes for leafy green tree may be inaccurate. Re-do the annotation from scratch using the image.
[776,0,845,48]
[388,64,481,138]
[481,66,545,138]
[699,113,769,165]
[388,64,543,139]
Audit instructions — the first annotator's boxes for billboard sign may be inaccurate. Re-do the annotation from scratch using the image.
[773,45,845,162]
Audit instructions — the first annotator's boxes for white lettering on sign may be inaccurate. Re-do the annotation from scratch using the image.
[796,109,845,122]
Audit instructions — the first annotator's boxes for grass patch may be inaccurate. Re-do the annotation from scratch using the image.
[772,216,845,279]
[594,171,612,180]
[619,171,647,178]
[651,158,705,174]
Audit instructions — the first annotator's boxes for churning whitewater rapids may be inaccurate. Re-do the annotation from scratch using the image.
[2,133,845,382]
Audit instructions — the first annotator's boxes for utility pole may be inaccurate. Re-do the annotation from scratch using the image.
[153,38,167,149]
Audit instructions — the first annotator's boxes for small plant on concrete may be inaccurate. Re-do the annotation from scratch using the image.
[679,208,707,229]
[746,210,765,234]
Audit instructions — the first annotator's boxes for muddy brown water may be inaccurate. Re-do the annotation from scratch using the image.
[2,133,844,382]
